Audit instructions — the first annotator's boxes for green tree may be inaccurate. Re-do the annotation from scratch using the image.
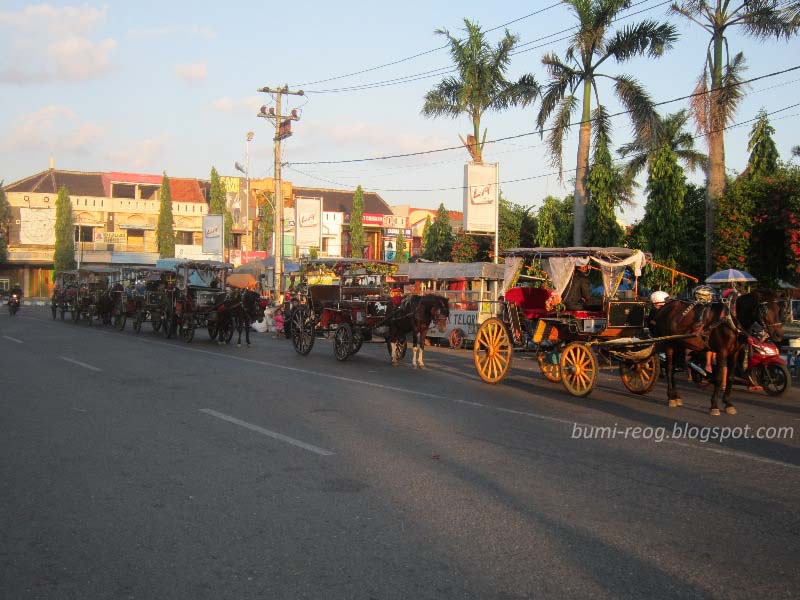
[681,184,708,281]
[585,135,626,247]
[536,0,676,245]
[641,144,687,262]
[746,108,780,178]
[422,19,538,163]
[255,191,275,253]
[423,204,454,261]
[618,109,707,182]
[534,195,574,247]
[53,185,76,271]
[451,231,479,263]
[0,186,11,262]
[714,177,755,272]
[209,167,232,249]
[498,196,523,250]
[670,0,800,274]
[420,215,432,257]
[350,185,365,258]
[394,231,408,263]
[156,173,175,258]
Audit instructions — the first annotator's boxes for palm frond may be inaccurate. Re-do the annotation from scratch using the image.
[604,20,678,61]
[613,74,658,141]
[591,104,613,148]
[547,94,578,178]
[739,0,800,40]
[714,51,748,128]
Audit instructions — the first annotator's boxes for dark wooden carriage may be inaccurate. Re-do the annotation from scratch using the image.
[161,260,232,343]
[51,270,79,321]
[71,267,119,325]
[473,247,658,397]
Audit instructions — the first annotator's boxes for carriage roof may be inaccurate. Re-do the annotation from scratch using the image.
[502,247,648,261]
[172,260,232,271]
[77,267,119,275]
[395,261,504,281]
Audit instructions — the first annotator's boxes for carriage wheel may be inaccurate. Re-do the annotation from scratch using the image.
[386,337,407,361]
[334,324,353,361]
[449,328,465,350]
[291,306,315,356]
[208,321,219,341]
[559,343,597,397]
[537,351,562,383]
[220,318,235,344]
[351,329,364,355]
[162,310,174,339]
[180,317,195,343]
[620,354,659,395]
[473,318,512,384]
[133,312,143,334]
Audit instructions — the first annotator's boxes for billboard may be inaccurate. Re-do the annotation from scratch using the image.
[220,176,246,232]
[202,214,224,257]
[463,162,498,233]
[19,208,56,245]
[295,196,323,248]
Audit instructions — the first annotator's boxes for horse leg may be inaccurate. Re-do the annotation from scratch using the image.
[418,329,426,369]
[245,316,251,347]
[722,351,737,415]
[236,313,243,347]
[708,352,725,416]
[665,345,682,407]
[412,336,418,368]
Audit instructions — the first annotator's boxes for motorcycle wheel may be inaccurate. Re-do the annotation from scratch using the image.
[759,363,791,397]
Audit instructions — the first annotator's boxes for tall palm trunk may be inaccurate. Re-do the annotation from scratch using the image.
[706,33,726,274]
[473,115,482,163]
[574,79,593,246]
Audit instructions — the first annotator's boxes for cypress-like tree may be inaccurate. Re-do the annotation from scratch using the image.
[421,215,432,257]
[423,204,453,261]
[53,185,76,271]
[451,231,479,263]
[350,185,365,258]
[209,167,231,248]
[534,196,573,247]
[255,191,275,253]
[585,137,625,247]
[746,109,780,178]
[641,144,687,270]
[394,231,408,263]
[156,173,175,258]
[0,186,11,262]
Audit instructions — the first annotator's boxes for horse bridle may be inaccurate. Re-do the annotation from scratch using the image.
[756,300,783,333]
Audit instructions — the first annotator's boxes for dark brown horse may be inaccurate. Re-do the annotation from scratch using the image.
[654,290,785,415]
[386,294,449,368]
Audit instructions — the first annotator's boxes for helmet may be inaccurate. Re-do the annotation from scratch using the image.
[650,291,669,306]
[692,285,714,303]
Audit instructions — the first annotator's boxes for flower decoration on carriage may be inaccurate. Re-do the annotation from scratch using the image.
[544,292,564,312]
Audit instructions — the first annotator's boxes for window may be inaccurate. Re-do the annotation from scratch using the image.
[176,231,193,245]
[126,229,145,251]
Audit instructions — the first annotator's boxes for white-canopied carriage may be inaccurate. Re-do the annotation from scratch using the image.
[473,247,659,396]
[395,262,504,349]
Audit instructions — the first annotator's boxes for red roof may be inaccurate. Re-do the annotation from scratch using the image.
[169,178,206,203]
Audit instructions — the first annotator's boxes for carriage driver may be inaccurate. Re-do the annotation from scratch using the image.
[563,263,592,311]
[647,290,670,333]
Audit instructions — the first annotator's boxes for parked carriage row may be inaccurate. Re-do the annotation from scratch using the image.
[50,261,263,345]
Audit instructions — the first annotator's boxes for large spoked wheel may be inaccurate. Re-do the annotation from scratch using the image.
[759,363,790,397]
[620,354,659,394]
[291,306,315,356]
[351,329,364,355]
[180,317,195,343]
[334,323,353,361]
[386,337,407,361]
[220,318,235,344]
[559,343,598,397]
[537,351,562,383]
[449,328,465,350]
[473,318,512,384]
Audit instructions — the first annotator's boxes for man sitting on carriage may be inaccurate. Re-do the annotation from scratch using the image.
[563,263,592,311]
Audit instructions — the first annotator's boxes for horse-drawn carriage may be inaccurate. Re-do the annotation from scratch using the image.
[71,267,119,325]
[51,270,79,320]
[161,260,232,342]
[290,258,401,360]
[473,247,659,396]
[114,268,176,334]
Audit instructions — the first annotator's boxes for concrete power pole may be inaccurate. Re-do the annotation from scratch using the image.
[258,85,303,301]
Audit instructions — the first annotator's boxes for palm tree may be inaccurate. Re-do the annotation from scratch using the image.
[670,0,800,273]
[792,145,800,158]
[422,18,539,163]
[536,0,677,245]
[618,109,707,181]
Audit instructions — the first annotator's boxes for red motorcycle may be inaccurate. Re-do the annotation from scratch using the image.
[7,293,20,316]
[689,333,791,397]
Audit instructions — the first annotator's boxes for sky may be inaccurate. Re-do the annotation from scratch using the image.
[1,1,799,225]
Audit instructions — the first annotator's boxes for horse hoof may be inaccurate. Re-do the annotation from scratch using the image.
[725,406,737,415]
[668,399,679,408]
[674,398,683,407]
[710,408,721,416]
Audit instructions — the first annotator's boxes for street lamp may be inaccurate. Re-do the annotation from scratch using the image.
[235,131,255,253]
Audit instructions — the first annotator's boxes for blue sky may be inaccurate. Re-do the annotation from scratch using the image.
[1,1,799,224]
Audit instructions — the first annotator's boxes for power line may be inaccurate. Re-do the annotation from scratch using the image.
[287,64,800,166]
[284,102,800,193]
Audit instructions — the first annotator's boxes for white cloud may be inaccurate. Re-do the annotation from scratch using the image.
[108,135,170,171]
[126,25,216,40]
[0,4,116,83]
[210,95,263,114]
[175,62,207,84]
[0,106,105,154]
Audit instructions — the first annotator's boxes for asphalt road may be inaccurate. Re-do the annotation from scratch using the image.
[1,307,799,599]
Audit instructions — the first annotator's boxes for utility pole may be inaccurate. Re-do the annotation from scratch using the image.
[258,85,303,301]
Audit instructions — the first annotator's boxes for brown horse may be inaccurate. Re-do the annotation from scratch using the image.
[654,291,785,415]
[386,294,449,368]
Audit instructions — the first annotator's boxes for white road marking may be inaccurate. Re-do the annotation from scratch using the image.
[2,335,23,344]
[200,409,334,456]
[59,356,102,372]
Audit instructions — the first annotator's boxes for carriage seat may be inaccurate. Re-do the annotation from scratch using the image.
[506,287,552,319]
[308,284,341,310]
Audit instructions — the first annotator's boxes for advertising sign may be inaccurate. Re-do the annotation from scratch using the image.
[463,162,499,233]
[220,176,246,231]
[295,196,323,248]
[202,214,224,257]
[19,208,56,245]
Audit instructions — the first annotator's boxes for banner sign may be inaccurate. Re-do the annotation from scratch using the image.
[383,228,412,239]
[202,214,224,256]
[382,214,408,228]
[463,162,499,233]
[95,231,127,244]
[295,197,323,248]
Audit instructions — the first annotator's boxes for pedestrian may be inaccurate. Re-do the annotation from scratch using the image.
[273,307,284,338]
